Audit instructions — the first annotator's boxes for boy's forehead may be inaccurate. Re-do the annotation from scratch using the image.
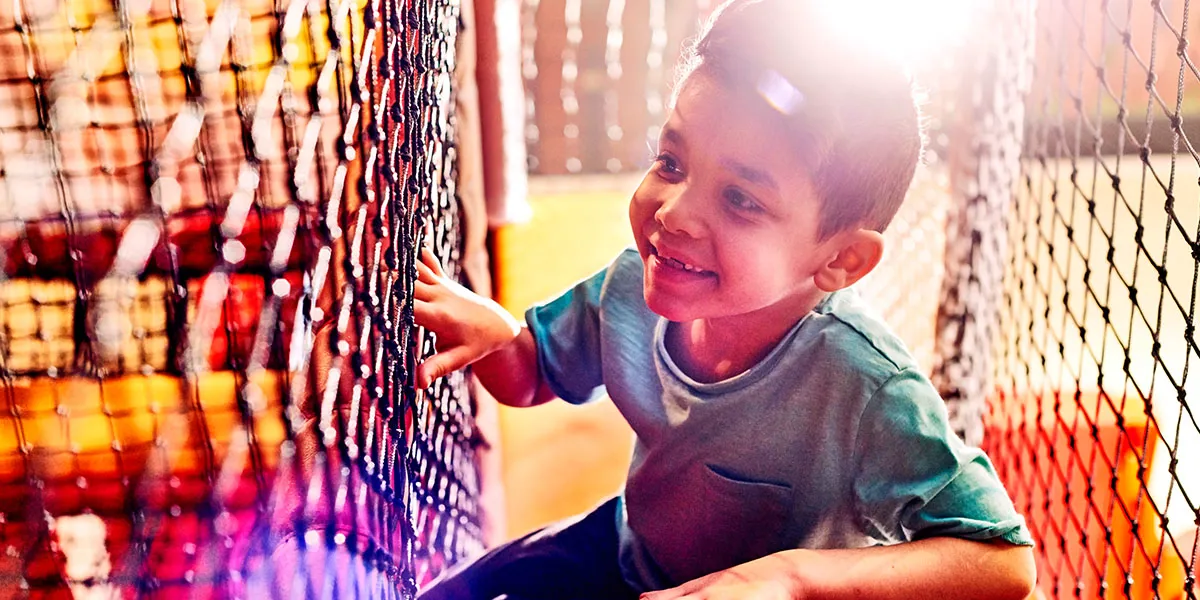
[665,75,755,135]
[670,72,800,141]
[665,73,820,186]
[673,64,806,116]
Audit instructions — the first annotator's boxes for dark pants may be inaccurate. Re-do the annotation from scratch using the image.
[417,497,639,600]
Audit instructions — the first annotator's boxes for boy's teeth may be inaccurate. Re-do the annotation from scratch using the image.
[665,256,704,273]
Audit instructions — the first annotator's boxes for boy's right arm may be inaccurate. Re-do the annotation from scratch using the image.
[411,248,557,408]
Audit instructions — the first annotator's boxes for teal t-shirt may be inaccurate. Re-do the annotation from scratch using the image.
[526,248,1033,591]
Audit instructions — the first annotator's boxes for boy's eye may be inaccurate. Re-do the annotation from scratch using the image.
[724,188,763,212]
[653,152,682,177]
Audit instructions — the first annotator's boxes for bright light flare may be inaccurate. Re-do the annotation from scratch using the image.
[814,0,986,66]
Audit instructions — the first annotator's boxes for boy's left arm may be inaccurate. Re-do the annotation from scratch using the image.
[642,536,1035,600]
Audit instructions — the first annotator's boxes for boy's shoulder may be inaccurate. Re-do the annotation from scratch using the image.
[607,247,644,279]
[806,289,923,383]
[595,247,649,306]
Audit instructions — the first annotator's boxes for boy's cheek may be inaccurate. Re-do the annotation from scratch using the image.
[627,198,650,229]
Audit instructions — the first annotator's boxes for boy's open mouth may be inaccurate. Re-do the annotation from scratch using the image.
[650,245,716,277]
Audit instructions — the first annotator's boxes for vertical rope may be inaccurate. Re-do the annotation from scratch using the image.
[933,0,1037,447]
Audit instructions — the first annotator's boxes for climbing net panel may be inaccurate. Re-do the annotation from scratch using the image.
[0,0,482,597]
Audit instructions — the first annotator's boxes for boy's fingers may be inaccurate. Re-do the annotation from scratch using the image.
[411,298,439,328]
[412,279,436,301]
[411,298,459,336]
[415,257,439,284]
[420,246,447,277]
[416,345,474,388]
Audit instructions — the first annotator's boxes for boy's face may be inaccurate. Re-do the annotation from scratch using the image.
[629,70,843,326]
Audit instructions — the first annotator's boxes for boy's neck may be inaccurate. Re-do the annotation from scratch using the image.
[666,293,827,383]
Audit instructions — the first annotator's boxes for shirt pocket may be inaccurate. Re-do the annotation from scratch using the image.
[629,461,795,585]
[699,463,795,562]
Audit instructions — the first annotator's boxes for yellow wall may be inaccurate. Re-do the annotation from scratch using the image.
[491,175,641,538]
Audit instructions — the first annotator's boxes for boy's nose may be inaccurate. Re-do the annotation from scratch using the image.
[653,194,703,239]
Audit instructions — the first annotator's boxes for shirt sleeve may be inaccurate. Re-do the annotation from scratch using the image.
[852,368,1034,546]
[523,265,609,404]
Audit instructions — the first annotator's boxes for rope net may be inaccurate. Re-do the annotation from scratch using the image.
[980,0,1199,597]
[0,0,482,597]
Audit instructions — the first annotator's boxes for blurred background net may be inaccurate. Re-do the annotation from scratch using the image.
[0,0,483,597]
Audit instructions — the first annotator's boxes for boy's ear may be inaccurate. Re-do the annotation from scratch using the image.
[814,229,885,292]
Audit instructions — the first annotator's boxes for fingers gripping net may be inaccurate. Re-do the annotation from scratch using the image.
[0,0,482,597]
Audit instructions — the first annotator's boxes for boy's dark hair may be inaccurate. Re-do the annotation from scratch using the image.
[677,0,925,240]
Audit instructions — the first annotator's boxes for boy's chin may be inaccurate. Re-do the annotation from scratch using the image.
[642,288,697,323]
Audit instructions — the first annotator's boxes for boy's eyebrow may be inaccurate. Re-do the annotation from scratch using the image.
[660,126,684,147]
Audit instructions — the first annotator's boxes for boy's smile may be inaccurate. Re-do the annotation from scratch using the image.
[647,241,717,284]
[628,69,859,379]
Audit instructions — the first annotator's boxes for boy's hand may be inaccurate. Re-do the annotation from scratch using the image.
[640,554,805,600]
[412,247,522,388]
[643,539,1035,600]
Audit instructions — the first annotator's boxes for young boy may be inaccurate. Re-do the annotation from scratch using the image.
[414,1,1036,598]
